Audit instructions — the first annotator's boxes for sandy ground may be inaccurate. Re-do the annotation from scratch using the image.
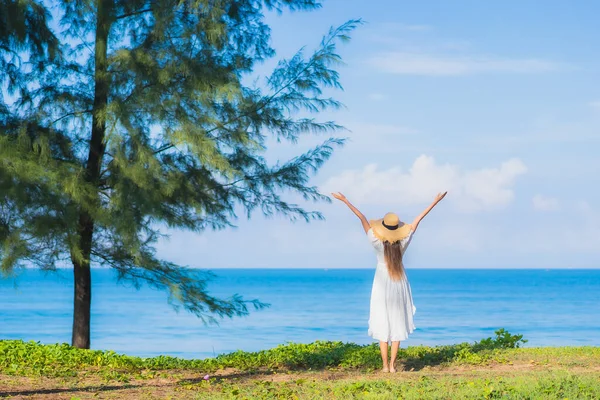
[1,362,599,400]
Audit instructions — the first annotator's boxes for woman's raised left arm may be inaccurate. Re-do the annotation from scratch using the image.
[411,191,447,233]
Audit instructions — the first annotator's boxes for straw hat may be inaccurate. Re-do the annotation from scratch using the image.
[369,212,412,243]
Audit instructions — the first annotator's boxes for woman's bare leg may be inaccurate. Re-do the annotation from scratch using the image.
[379,341,389,372]
[390,341,400,372]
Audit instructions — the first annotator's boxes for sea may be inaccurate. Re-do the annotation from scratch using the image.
[1,268,599,359]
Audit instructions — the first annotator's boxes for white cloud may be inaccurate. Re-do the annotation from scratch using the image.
[532,194,560,211]
[368,52,563,76]
[589,101,600,110]
[322,155,527,212]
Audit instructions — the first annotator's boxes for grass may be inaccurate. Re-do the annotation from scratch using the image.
[192,373,600,399]
[0,330,599,399]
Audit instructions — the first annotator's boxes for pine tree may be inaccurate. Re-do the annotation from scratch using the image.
[0,0,358,349]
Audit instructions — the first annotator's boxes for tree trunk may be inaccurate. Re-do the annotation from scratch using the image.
[71,0,113,349]
[71,217,93,348]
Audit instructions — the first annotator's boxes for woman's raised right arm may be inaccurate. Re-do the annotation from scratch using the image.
[331,192,371,234]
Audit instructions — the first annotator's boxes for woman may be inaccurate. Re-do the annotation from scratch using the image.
[332,191,447,373]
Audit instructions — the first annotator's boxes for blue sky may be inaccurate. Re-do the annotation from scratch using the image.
[25,0,598,269]
[156,0,600,269]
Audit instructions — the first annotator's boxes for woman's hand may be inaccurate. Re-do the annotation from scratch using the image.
[435,191,448,203]
[331,192,347,202]
[331,192,370,233]
[411,191,448,233]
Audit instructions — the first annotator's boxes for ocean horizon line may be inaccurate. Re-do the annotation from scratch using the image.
[8,266,600,271]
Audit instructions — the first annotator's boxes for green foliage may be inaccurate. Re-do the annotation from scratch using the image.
[0,340,145,377]
[0,0,61,90]
[450,328,528,365]
[0,0,359,336]
[474,328,528,350]
[0,330,541,378]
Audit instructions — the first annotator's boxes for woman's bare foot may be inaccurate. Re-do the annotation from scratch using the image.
[389,366,397,373]
[381,367,389,373]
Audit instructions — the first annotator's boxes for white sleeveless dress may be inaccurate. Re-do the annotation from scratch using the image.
[367,228,416,342]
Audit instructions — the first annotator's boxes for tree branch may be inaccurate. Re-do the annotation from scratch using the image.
[51,109,93,125]
[152,23,347,156]
[115,8,153,20]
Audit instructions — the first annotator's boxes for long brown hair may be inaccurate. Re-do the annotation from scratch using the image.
[383,240,405,281]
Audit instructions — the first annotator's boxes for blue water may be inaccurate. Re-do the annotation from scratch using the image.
[1,268,599,359]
